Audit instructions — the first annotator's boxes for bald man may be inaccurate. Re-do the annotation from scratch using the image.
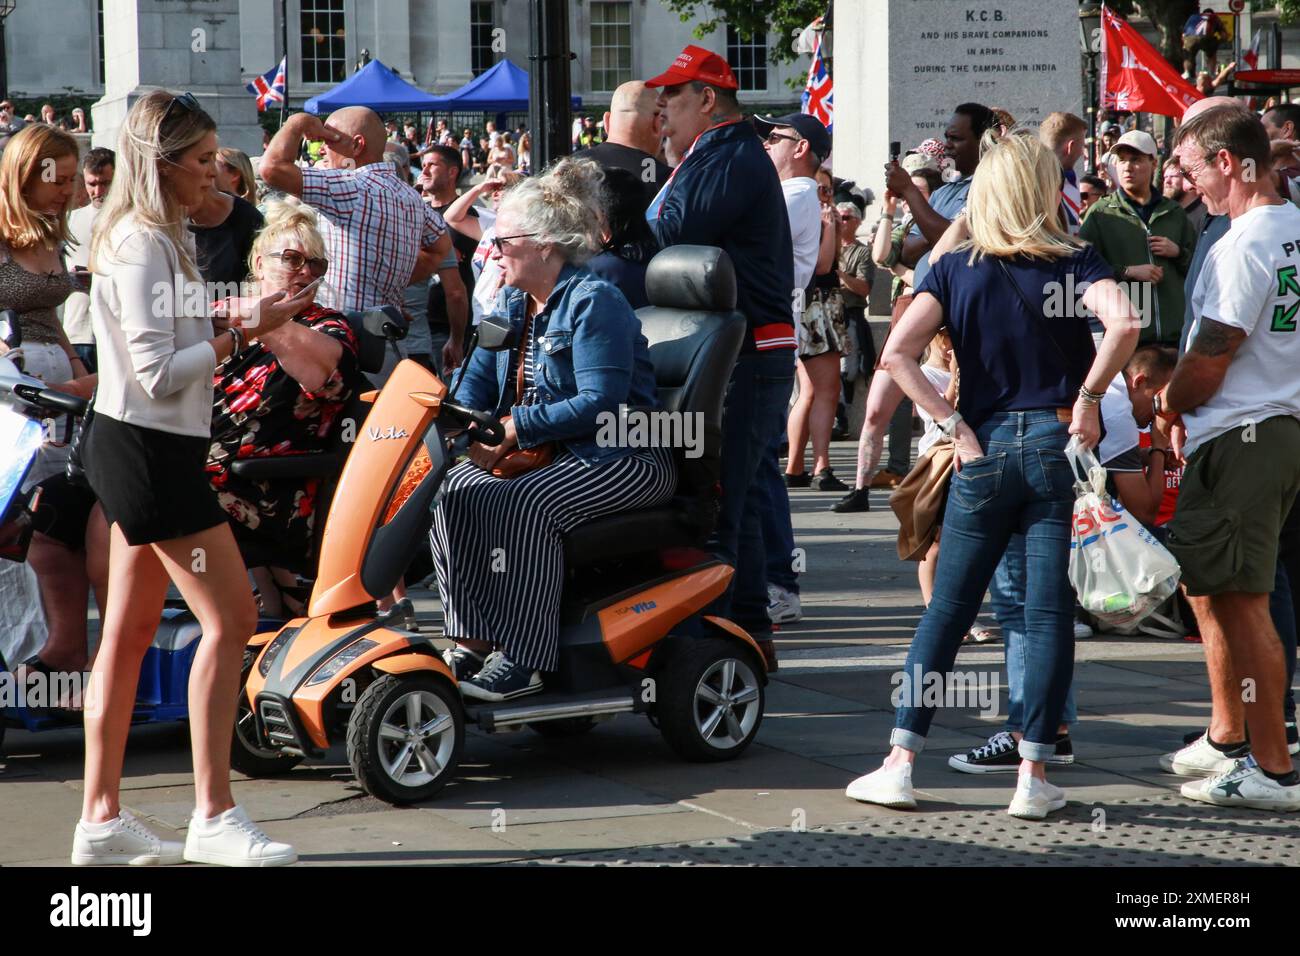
[260,108,455,315]
[574,81,670,212]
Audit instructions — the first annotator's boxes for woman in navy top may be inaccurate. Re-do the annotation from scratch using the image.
[850,130,1141,819]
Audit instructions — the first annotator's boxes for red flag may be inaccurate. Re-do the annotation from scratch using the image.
[1100,5,1202,118]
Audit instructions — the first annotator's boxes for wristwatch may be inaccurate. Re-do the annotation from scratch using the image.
[938,411,963,438]
[1152,391,1179,422]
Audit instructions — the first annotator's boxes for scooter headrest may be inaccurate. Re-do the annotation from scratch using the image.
[644,246,737,313]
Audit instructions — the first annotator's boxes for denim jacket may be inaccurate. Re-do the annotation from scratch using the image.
[450,264,660,466]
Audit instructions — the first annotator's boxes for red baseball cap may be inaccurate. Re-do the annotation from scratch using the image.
[645,44,739,91]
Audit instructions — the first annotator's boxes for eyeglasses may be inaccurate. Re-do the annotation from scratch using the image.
[267,250,328,277]
[1177,153,1215,185]
[490,233,539,254]
[161,91,201,129]
[764,131,800,146]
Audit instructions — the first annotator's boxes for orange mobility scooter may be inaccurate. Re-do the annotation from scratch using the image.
[238,247,770,803]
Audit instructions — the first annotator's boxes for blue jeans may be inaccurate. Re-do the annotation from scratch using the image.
[760,428,799,593]
[705,350,796,636]
[892,411,1076,761]
[992,534,1078,732]
[1271,561,1297,723]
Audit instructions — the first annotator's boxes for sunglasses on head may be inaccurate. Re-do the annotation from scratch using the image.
[268,250,329,277]
[162,91,201,129]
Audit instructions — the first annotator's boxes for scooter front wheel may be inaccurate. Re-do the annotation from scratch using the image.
[347,673,463,804]
[231,661,303,777]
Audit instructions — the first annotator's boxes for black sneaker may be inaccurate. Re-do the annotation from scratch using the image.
[831,487,871,513]
[813,468,849,492]
[949,731,1073,773]
[784,471,811,488]
[442,644,486,681]
[379,597,418,631]
[949,731,1020,773]
[458,652,543,702]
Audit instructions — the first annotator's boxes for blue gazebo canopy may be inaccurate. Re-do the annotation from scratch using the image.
[428,59,582,112]
[304,59,441,114]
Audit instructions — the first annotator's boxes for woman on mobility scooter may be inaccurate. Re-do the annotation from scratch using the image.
[433,158,677,702]
[207,198,363,617]
[73,90,307,866]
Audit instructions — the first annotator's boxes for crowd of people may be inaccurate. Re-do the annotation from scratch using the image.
[1,35,1299,867]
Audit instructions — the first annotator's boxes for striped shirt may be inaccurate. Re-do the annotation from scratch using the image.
[301,163,447,313]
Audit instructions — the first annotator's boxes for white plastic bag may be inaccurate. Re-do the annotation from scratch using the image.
[1065,438,1181,630]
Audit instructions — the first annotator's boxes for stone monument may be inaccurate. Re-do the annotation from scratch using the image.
[92,0,263,157]
[835,0,1085,206]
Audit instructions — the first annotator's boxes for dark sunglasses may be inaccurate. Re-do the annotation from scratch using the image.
[161,91,202,129]
[490,233,539,254]
[268,250,328,277]
[764,131,800,146]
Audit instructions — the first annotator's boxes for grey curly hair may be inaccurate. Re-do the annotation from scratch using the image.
[496,157,605,265]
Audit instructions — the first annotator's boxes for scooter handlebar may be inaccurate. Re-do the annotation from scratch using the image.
[13,383,89,417]
[440,401,504,446]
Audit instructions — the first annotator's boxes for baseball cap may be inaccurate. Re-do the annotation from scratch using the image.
[1114,129,1158,156]
[901,152,939,175]
[645,44,739,91]
[753,112,832,163]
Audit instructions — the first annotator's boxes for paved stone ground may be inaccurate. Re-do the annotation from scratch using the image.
[3,442,1297,867]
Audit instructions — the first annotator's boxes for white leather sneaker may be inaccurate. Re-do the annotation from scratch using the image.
[845,761,916,809]
[1007,772,1068,820]
[1180,756,1300,811]
[1158,732,1245,777]
[183,805,298,867]
[71,809,185,866]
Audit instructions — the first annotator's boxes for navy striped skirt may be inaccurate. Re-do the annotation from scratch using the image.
[429,446,676,672]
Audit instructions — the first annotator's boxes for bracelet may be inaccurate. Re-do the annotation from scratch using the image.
[1148,447,1168,457]
[227,325,245,355]
[1078,385,1104,404]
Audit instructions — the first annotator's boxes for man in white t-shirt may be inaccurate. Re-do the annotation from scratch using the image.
[62,148,115,371]
[1096,345,1177,526]
[1157,106,1300,809]
[751,112,835,626]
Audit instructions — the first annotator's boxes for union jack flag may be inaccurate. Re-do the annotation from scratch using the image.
[801,28,832,132]
[246,58,286,112]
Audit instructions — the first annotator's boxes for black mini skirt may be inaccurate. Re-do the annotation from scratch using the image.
[82,412,227,546]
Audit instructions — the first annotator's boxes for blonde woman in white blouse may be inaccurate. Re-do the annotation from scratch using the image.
[73,90,312,867]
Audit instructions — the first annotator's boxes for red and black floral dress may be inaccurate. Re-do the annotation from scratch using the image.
[207,304,361,572]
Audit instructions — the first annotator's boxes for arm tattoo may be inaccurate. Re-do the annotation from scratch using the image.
[1189,318,1246,358]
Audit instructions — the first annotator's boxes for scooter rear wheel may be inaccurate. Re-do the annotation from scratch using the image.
[347,673,463,804]
[656,637,765,762]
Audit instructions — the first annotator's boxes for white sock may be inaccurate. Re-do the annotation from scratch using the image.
[78,816,118,832]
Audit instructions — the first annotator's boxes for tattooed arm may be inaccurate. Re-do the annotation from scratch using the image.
[1162,317,1248,415]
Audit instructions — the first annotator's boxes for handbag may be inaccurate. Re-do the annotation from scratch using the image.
[889,439,956,560]
[489,309,554,479]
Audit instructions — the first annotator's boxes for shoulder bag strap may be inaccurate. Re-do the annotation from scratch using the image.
[995,257,1072,370]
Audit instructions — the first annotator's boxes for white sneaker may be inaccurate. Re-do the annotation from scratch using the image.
[1158,732,1245,777]
[766,585,802,625]
[1180,756,1300,811]
[1073,621,1093,640]
[845,761,916,809]
[184,805,297,867]
[71,809,185,866]
[1007,772,1068,820]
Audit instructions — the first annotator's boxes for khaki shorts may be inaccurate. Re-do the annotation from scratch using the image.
[1167,415,1300,595]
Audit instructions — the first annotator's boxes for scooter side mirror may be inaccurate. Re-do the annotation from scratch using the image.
[361,306,407,343]
[0,309,20,351]
[476,312,516,352]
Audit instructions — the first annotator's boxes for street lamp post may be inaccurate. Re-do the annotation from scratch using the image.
[1079,1,1102,174]
[0,0,17,105]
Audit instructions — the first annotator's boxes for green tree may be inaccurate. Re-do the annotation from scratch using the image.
[660,0,826,68]
[1108,1,1199,66]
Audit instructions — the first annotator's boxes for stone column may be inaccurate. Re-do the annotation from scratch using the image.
[835,0,1084,208]
[92,0,263,156]
[431,0,474,92]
